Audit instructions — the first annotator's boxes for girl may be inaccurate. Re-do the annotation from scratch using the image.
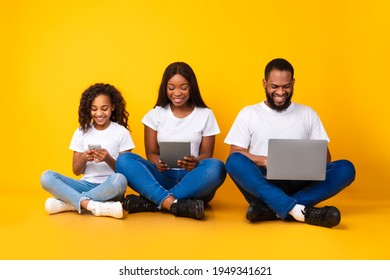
[40,83,135,219]
[116,62,226,220]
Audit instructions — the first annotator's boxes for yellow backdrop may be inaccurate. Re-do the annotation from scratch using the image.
[2,0,389,190]
[1,0,390,260]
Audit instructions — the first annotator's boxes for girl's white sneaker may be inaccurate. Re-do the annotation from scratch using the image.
[45,197,77,214]
[89,201,123,219]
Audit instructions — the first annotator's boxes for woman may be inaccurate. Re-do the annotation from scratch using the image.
[116,62,226,220]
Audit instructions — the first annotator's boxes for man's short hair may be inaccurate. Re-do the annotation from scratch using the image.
[264,58,294,80]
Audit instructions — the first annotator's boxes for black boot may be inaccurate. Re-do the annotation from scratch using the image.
[246,201,277,222]
[122,194,160,213]
[303,206,341,228]
[170,199,205,220]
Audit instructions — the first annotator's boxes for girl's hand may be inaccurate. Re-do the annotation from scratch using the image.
[91,148,109,163]
[84,149,96,162]
[156,159,169,172]
[178,155,198,171]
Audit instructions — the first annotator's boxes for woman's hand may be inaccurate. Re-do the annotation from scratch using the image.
[177,155,198,171]
[156,159,169,172]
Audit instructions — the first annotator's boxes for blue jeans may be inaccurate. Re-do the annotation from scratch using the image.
[116,152,227,206]
[225,152,356,219]
[40,170,127,213]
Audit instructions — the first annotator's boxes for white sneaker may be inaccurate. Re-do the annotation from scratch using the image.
[90,201,123,219]
[45,197,77,214]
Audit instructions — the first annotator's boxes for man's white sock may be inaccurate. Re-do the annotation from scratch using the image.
[289,204,305,222]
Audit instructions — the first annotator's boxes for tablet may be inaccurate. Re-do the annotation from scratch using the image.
[159,141,191,168]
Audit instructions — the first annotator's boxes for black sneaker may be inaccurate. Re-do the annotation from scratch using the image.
[303,206,341,228]
[246,201,277,222]
[122,194,160,213]
[170,199,204,220]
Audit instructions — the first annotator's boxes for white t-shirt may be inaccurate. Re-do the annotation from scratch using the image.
[69,122,135,184]
[142,105,220,157]
[224,101,329,156]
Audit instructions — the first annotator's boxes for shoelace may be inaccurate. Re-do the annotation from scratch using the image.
[95,203,115,215]
[303,208,325,223]
[173,200,204,219]
[57,201,75,211]
[126,197,157,211]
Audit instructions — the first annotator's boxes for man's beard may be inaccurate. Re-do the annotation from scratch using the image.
[265,90,293,112]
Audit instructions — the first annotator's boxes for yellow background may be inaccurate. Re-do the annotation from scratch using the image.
[1,0,390,260]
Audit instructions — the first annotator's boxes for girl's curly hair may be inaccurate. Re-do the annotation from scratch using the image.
[78,83,129,132]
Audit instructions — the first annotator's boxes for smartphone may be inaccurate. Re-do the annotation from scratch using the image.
[88,144,101,150]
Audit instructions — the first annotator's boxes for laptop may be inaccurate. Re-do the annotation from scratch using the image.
[266,139,328,181]
[159,141,191,168]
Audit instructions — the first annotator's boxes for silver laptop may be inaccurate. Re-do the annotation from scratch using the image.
[159,141,191,168]
[266,139,328,181]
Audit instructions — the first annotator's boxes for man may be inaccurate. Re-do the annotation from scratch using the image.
[224,58,355,228]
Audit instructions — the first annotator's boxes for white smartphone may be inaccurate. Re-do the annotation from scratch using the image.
[88,144,101,150]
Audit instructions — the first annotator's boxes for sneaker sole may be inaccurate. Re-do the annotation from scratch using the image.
[192,200,205,220]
